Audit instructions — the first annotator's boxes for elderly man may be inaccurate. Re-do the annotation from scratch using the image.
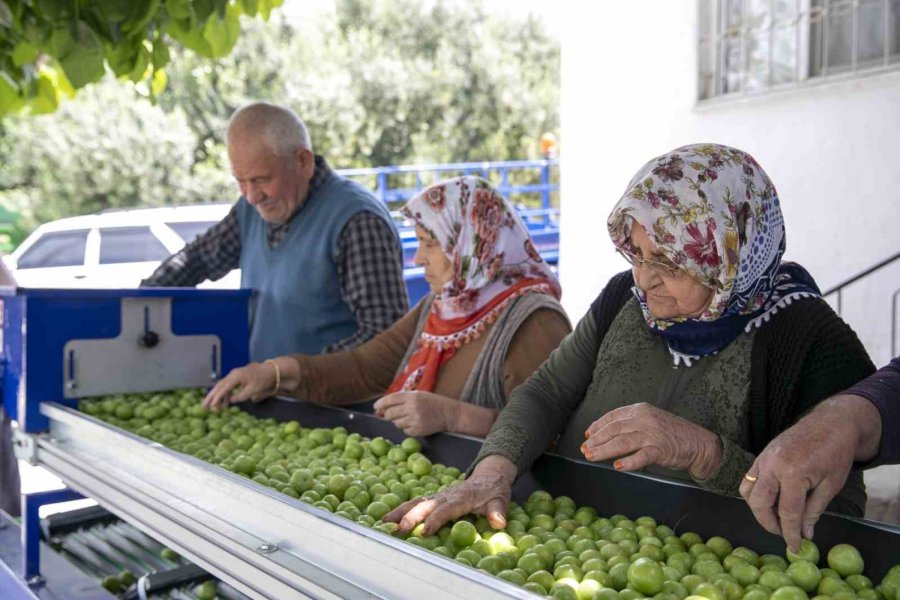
[143,102,408,361]
[740,357,899,552]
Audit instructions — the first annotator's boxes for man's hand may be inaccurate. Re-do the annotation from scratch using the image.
[740,395,882,552]
[581,403,723,480]
[383,455,516,535]
[373,391,461,437]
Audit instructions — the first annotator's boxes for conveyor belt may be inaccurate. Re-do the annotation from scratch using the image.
[245,396,900,579]
[43,508,250,599]
[37,396,900,600]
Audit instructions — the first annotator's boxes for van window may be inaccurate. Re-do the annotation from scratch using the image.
[99,227,170,264]
[166,221,217,244]
[18,230,89,269]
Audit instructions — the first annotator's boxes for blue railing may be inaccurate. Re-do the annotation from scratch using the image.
[337,159,560,305]
[337,158,559,223]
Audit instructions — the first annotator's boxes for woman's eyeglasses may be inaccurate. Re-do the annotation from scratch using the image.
[616,248,679,276]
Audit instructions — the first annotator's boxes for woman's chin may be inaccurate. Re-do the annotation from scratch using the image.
[647,301,679,320]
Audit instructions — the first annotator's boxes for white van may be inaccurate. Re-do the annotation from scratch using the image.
[3,204,240,289]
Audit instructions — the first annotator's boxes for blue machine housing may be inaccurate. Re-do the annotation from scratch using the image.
[0,287,251,433]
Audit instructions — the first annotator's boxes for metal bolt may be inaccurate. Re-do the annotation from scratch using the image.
[66,381,77,390]
[27,575,45,587]
[210,371,218,381]
[256,543,278,554]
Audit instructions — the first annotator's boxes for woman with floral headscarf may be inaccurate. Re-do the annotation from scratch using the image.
[385,144,874,535]
[204,177,570,437]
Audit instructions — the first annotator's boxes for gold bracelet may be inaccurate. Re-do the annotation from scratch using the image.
[265,359,281,396]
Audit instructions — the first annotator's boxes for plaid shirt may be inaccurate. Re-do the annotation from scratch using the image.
[142,156,408,352]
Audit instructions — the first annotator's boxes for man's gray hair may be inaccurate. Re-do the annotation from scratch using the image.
[226,102,313,158]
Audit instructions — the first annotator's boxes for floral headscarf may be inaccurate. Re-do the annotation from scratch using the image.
[608,143,820,366]
[386,176,560,393]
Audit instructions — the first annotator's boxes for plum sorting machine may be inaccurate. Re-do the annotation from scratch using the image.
[0,287,897,600]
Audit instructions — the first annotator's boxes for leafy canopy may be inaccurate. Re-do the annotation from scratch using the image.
[0,1,559,235]
[0,0,283,116]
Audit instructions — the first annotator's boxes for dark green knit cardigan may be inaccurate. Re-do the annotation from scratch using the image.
[586,270,875,514]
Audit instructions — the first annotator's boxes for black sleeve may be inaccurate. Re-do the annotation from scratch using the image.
[141,205,242,287]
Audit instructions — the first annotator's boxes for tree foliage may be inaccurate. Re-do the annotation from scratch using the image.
[0,0,283,117]
[0,0,559,232]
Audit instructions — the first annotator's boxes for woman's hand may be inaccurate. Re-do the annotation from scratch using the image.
[581,402,723,479]
[203,362,277,410]
[373,391,461,437]
[383,455,516,535]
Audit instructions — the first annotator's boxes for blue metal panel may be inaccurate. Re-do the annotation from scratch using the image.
[1,294,25,420]
[0,288,251,433]
[22,489,84,581]
[169,295,250,379]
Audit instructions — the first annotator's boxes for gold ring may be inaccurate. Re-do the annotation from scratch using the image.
[743,473,758,483]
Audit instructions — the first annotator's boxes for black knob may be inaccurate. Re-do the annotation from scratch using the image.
[140,331,160,348]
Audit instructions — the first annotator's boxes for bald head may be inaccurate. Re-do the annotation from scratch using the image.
[226,102,313,159]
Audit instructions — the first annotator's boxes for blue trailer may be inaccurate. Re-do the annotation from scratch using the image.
[337,159,560,305]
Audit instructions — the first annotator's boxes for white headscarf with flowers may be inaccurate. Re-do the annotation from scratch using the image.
[385,177,561,395]
[402,176,560,321]
[607,143,820,365]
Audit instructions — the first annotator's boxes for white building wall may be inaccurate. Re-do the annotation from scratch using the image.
[560,0,900,366]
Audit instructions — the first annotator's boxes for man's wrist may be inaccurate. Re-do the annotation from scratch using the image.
[818,394,882,462]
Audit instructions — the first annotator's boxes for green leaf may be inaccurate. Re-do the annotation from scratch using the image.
[46,26,76,59]
[22,19,51,46]
[151,35,170,70]
[240,0,259,18]
[104,37,142,77]
[201,2,240,58]
[29,68,60,114]
[120,0,161,36]
[12,42,39,67]
[258,0,284,20]
[34,0,75,21]
[57,21,105,88]
[95,0,135,22]
[0,70,23,116]
[192,0,220,24]
[150,67,167,97]
[166,16,213,57]
[164,0,193,21]
[128,40,151,82]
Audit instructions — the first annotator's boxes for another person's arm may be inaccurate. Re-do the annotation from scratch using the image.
[740,394,882,552]
[203,300,423,409]
[844,356,900,465]
[741,357,899,551]
[324,213,408,352]
[142,206,242,287]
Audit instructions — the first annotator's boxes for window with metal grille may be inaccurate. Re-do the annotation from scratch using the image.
[698,0,900,100]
